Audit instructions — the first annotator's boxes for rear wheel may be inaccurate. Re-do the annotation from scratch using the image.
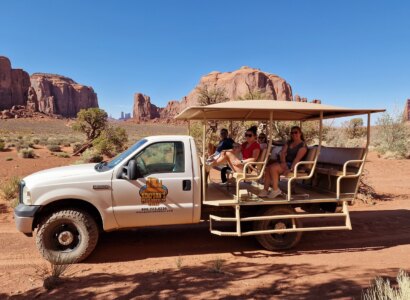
[253,206,302,250]
[36,209,99,264]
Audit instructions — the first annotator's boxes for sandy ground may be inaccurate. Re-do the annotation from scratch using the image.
[0,151,409,299]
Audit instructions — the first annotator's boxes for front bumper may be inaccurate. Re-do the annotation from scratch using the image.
[14,204,41,236]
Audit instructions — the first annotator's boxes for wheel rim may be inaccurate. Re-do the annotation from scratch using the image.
[47,222,81,253]
[268,218,298,246]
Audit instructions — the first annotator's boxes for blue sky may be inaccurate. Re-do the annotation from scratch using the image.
[1,0,409,118]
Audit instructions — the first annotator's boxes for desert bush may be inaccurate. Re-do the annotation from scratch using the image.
[209,258,225,273]
[47,144,61,152]
[55,152,70,158]
[81,149,103,163]
[362,269,410,300]
[72,142,82,153]
[373,111,410,159]
[73,108,108,141]
[18,148,36,158]
[0,176,20,201]
[92,126,128,157]
[5,157,13,161]
[325,118,366,148]
[32,138,40,145]
[196,85,229,106]
[0,140,5,151]
[35,255,75,291]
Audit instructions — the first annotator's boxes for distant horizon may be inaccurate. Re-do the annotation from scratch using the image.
[1,0,409,118]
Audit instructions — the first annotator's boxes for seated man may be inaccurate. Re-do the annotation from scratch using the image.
[206,128,235,163]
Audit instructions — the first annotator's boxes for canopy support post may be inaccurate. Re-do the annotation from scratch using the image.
[202,113,207,201]
[187,120,191,136]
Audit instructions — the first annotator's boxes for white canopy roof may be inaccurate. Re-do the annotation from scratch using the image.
[175,100,385,121]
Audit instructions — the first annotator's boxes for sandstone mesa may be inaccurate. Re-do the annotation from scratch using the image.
[0,56,98,119]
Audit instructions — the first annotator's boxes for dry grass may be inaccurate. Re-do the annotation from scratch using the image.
[362,270,410,300]
[34,256,76,291]
[0,176,20,201]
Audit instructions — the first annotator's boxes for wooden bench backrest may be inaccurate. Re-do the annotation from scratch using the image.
[318,147,365,167]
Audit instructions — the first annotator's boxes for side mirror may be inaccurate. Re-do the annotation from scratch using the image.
[122,160,138,180]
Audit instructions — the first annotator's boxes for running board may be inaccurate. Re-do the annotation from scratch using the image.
[209,201,352,237]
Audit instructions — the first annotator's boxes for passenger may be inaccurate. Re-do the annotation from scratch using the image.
[206,128,235,163]
[259,126,307,199]
[258,133,268,150]
[219,143,241,185]
[211,125,261,173]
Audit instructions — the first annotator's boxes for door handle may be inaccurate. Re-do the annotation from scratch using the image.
[182,180,191,191]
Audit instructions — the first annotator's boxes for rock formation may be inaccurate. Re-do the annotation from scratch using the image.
[0,56,30,110]
[0,56,99,119]
[30,73,99,117]
[133,66,320,122]
[133,93,160,122]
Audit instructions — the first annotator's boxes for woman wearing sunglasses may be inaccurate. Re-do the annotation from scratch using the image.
[211,125,261,173]
[259,126,307,199]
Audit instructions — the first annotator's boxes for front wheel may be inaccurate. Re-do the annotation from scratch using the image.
[36,209,99,264]
[253,206,302,251]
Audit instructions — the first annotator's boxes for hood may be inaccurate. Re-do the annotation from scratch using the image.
[24,163,103,189]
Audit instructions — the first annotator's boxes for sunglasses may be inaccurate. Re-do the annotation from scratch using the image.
[291,131,299,135]
[245,133,253,137]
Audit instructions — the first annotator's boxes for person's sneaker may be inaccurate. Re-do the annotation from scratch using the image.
[267,189,282,199]
[258,190,269,198]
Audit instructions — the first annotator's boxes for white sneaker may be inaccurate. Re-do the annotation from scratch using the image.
[267,189,282,199]
[258,190,269,198]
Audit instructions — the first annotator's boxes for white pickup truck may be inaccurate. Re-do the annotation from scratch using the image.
[14,100,384,263]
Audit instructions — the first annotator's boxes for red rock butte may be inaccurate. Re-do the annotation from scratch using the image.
[0,56,98,118]
[132,66,319,122]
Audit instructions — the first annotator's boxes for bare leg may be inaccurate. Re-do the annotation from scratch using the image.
[263,167,271,190]
[224,152,243,173]
[272,163,286,191]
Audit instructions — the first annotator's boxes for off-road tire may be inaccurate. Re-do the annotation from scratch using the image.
[36,209,99,264]
[254,206,302,251]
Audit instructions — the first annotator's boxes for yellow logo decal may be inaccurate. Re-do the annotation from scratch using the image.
[139,177,168,206]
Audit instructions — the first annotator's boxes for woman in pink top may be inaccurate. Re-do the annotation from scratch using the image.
[211,125,261,173]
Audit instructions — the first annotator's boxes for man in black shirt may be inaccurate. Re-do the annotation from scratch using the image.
[207,128,234,163]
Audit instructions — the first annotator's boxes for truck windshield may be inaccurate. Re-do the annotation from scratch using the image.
[96,139,147,171]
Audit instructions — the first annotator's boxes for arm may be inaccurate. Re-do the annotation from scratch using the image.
[280,143,288,169]
[290,147,308,171]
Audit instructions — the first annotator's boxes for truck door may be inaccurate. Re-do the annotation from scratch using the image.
[111,139,194,228]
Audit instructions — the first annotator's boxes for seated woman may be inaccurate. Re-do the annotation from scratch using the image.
[259,126,307,199]
[210,126,261,174]
[258,133,268,150]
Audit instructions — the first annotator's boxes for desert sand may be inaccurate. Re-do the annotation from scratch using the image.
[0,150,409,299]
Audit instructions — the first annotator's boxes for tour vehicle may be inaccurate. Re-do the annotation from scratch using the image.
[14,100,384,263]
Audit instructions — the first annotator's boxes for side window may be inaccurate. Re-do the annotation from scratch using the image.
[135,142,185,176]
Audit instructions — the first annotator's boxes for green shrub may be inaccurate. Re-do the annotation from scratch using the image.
[5,157,13,161]
[18,148,36,158]
[93,126,128,157]
[32,138,40,145]
[0,140,5,151]
[373,111,410,159]
[362,270,410,300]
[0,176,20,201]
[81,149,103,163]
[47,144,61,152]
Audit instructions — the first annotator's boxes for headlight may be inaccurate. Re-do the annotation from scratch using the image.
[22,184,31,204]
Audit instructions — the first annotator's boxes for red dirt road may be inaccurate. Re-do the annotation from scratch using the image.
[0,152,409,299]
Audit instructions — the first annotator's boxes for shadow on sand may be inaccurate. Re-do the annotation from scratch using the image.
[83,209,410,263]
[3,261,393,300]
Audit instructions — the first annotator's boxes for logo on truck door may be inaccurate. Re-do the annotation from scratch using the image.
[139,177,168,206]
